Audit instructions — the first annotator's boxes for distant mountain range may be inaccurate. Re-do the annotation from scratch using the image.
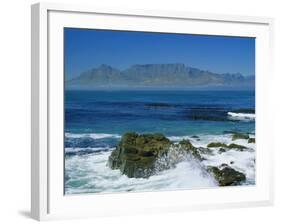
[66,63,254,90]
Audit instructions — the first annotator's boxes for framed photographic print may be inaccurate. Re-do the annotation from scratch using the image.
[31,2,274,221]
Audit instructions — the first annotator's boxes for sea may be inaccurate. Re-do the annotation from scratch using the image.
[64,90,255,194]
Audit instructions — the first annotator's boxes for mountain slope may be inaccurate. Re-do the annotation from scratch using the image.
[66,63,254,89]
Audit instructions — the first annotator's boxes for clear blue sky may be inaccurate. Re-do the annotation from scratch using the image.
[65,28,255,80]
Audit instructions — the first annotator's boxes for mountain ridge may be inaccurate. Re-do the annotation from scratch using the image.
[66,63,254,90]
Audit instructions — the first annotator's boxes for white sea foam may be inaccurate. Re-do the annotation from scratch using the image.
[168,136,191,141]
[65,132,121,139]
[65,151,217,194]
[227,112,255,121]
[65,132,256,194]
[166,133,255,184]
[192,134,256,184]
[168,134,233,147]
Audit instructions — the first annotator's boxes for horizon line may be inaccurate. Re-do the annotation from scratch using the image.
[66,62,255,81]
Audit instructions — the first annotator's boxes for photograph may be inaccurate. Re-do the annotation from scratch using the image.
[64,28,255,195]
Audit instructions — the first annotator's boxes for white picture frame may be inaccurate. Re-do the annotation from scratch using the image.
[31,2,274,221]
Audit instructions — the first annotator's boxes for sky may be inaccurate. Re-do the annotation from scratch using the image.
[64,28,255,80]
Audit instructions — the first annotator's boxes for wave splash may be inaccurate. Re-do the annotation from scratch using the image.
[65,132,121,139]
[65,133,255,194]
[227,112,255,121]
[65,150,217,194]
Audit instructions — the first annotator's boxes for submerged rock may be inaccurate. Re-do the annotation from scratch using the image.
[145,102,176,109]
[207,165,246,186]
[232,133,249,141]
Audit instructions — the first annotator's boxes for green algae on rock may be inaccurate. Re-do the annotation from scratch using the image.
[178,139,203,160]
[108,133,203,178]
[108,132,172,178]
[232,133,249,141]
[207,142,247,151]
[207,142,228,148]
[108,132,249,180]
[207,165,246,186]
[228,143,247,151]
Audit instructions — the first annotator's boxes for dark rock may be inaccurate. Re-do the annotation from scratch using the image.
[207,142,228,148]
[248,138,255,143]
[108,133,206,178]
[191,135,200,139]
[230,161,234,164]
[197,147,213,155]
[207,165,246,186]
[207,141,248,151]
[220,163,228,168]
[228,143,247,151]
[179,139,202,160]
[232,133,249,141]
[108,132,172,178]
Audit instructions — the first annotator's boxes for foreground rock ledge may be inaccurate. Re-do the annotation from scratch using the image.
[108,132,203,178]
[207,165,246,186]
[108,132,248,185]
[108,132,172,178]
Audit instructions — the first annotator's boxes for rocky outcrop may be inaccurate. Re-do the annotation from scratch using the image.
[207,142,247,151]
[207,165,246,186]
[248,138,255,143]
[108,133,203,178]
[178,139,203,160]
[108,132,249,182]
[232,133,249,141]
[207,142,228,148]
[228,143,247,151]
[108,132,172,178]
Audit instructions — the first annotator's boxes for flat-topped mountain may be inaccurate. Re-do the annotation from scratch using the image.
[66,63,254,89]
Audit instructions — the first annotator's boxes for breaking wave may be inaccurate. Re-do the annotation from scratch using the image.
[227,112,255,121]
[65,132,121,139]
[65,133,255,194]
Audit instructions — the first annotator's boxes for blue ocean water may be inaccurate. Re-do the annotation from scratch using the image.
[64,90,255,194]
[65,90,254,148]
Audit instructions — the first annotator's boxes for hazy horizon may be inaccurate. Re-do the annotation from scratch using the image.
[65,63,255,82]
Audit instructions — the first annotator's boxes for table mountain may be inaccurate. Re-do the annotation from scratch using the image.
[66,63,254,89]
